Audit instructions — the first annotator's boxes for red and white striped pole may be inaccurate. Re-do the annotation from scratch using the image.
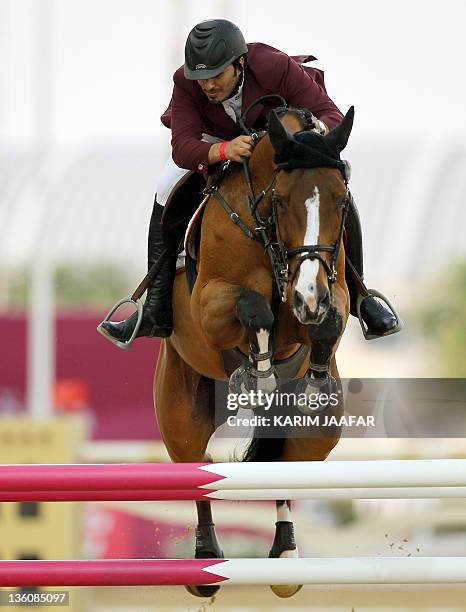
[0,557,465,587]
[0,460,465,497]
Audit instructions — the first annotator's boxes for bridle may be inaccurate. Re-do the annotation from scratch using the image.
[205,97,351,303]
[274,186,349,297]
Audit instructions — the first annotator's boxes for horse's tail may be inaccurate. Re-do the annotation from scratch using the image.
[242,432,286,462]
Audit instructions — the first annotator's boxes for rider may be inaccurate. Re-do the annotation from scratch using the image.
[101,19,400,343]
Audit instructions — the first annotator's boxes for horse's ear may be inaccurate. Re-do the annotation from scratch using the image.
[324,106,354,153]
[268,110,294,156]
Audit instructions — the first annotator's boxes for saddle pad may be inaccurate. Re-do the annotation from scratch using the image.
[175,193,210,271]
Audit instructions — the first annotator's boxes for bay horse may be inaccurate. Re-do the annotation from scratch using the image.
[155,106,354,598]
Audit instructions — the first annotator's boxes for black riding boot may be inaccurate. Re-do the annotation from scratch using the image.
[345,194,402,339]
[101,197,177,342]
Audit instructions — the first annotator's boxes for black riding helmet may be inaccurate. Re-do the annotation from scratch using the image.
[184,19,248,80]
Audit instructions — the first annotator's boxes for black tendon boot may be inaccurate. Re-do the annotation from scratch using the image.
[101,197,177,342]
[345,194,402,340]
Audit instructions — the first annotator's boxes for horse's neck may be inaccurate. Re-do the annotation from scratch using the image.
[247,113,304,192]
[218,136,275,219]
[247,136,276,206]
[249,135,275,183]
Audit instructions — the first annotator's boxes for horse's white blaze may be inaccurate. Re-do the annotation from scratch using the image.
[295,187,320,311]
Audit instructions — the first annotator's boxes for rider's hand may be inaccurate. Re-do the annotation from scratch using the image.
[225,135,253,162]
[310,115,328,135]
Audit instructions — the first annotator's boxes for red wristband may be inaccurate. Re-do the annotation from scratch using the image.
[219,141,229,161]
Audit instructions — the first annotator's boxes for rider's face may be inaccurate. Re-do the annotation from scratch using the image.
[197,59,243,104]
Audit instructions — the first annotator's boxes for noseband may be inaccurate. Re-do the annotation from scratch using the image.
[276,186,350,288]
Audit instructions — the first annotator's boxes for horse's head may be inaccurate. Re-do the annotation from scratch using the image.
[268,107,354,325]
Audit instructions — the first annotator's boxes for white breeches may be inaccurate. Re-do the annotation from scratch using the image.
[157,155,190,207]
[157,134,222,206]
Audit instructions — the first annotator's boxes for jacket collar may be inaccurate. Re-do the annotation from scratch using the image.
[197,59,286,131]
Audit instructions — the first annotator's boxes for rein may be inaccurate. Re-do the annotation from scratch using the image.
[207,97,350,302]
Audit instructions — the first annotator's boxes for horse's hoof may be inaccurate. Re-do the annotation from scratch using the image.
[269,525,303,599]
[187,523,223,598]
[270,583,303,598]
[185,584,221,598]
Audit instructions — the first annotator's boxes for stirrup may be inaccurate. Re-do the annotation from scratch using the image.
[96,295,143,350]
[356,289,403,341]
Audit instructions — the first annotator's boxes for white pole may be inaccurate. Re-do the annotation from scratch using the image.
[201,459,466,489]
[0,557,464,586]
[26,0,54,420]
[28,254,54,420]
[210,556,466,585]
[0,3,11,309]
[208,486,466,500]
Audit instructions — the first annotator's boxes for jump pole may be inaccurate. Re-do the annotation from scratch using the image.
[0,487,465,502]
[1,459,465,493]
[0,557,465,587]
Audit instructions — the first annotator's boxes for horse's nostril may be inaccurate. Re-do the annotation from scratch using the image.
[320,291,330,309]
[294,291,305,309]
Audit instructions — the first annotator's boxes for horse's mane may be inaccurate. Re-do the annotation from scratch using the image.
[248,107,315,176]
[273,107,316,131]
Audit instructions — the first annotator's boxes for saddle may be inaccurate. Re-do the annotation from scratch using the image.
[161,163,230,290]
[161,170,207,257]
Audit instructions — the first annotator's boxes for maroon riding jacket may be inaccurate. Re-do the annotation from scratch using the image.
[160,43,343,174]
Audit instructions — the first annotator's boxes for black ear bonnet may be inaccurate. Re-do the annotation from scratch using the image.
[268,106,354,183]
[274,129,347,177]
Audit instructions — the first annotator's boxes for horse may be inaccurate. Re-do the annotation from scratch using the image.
[154,106,354,598]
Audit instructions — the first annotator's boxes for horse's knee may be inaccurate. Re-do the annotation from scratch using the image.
[236,289,274,331]
[200,320,240,351]
[197,284,243,349]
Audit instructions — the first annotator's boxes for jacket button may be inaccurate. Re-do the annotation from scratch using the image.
[198,163,204,171]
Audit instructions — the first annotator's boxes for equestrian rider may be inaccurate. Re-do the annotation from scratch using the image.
[101,19,400,343]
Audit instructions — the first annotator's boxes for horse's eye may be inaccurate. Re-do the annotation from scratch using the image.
[339,196,348,210]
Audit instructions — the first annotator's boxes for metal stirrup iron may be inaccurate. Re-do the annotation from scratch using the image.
[96,250,168,350]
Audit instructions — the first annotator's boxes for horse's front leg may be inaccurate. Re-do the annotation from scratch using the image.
[309,302,344,375]
[197,281,277,397]
[230,287,277,395]
[296,299,346,415]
